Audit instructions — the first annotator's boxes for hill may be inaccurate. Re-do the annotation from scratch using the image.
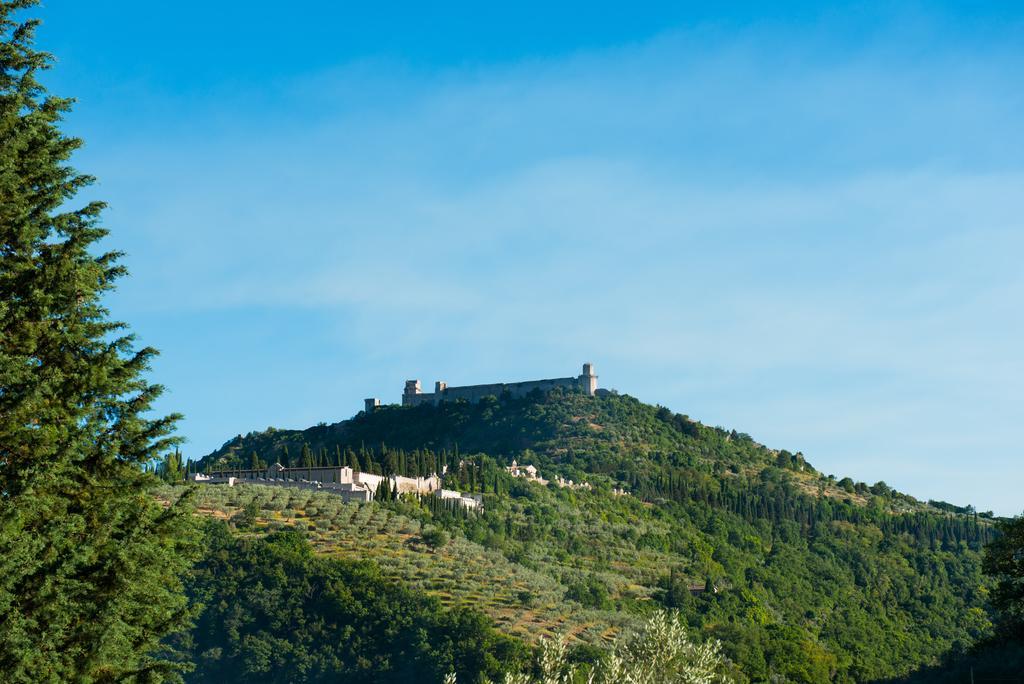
[191,389,997,682]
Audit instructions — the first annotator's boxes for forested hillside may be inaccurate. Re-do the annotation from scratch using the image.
[193,390,998,682]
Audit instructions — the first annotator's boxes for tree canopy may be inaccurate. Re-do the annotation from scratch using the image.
[984,515,1024,639]
[0,2,197,680]
[183,521,525,683]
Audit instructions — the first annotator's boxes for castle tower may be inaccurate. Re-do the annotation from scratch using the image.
[364,398,380,413]
[579,362,598,396]
[402,379,422,406]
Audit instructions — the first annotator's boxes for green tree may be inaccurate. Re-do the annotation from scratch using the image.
[0,3,198,680]
[565,573,613,610]
[159,448,186,483]
[984,514,1024,639]
[421,527,450,550]
[376,478,393,501]
[231,499,261,530]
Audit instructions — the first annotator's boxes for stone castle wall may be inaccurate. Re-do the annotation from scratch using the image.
[402,363,597,407]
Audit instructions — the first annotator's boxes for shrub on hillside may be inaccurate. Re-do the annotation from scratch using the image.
[422,527,451,550]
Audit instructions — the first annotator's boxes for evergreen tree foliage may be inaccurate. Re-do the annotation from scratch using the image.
[0,2,197,680]
[875,517,1024,683]
[984,514,1024,639]
[156,448,186,483]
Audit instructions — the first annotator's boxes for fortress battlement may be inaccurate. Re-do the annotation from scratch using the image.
[396,363,597,408]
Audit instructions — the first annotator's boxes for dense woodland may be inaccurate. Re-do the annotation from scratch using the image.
[2,1,1023,682]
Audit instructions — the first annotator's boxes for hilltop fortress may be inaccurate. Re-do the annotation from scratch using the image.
[190,363,608,507]
[364,363,598,411]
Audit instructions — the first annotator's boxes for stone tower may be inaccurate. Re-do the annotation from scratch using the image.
[403,379,422,403]
[579,362,598,395]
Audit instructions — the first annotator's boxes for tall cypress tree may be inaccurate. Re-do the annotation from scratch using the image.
[0,2,198,680]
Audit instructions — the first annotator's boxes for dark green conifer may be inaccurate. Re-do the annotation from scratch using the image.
[984,516,1024,639]
[0,3,198,679]
[160,447,185,483]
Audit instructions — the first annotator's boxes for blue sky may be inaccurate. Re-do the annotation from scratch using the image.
[35,1,1023,514]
